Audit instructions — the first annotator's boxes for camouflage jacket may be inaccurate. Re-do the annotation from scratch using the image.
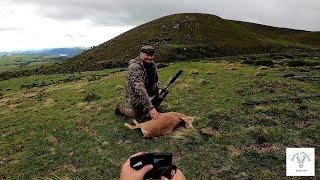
[125,56,164,111]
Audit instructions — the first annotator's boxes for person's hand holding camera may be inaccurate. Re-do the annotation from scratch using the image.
[161,169,186,180]
[120,152,153,180]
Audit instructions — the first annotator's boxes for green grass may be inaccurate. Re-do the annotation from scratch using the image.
[0,54,66,73]
[0,59,319,179]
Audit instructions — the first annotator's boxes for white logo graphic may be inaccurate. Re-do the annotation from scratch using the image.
[286,148,315,176]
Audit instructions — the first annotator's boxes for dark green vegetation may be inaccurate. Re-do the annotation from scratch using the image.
[1,56,319,178]
[66,13,320,70]
[1,13,320,80]
[0,54,66,73]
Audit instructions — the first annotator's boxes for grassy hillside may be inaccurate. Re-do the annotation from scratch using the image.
[0,54,66,73]
[1,56,319,179]
[1,13,320,80]
[58,13,320,72]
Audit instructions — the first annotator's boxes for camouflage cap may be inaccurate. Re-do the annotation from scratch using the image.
[141,45,155,55]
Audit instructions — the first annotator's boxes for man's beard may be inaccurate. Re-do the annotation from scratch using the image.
[144,59,153,63]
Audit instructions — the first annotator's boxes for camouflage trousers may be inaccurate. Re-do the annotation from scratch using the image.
[116,90,169,120]
[117,103,151,120]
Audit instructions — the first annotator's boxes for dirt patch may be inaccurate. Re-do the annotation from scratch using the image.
[31,107,39,112]
[43,98,55,108]
[197,79,208,86]
[84,104,94,111]
[295,121,310,129]
[176,83,190,90]
[102,140,109,146]
[77,102,88,107]
[0,98,10,107]
[172,129,201,142]
[115,85,123,90]
[75,126,99,139]
[59,164,77,173]
[256,80,304,94]
[47,135,58,144]
[312,65,320,70]
[79,89,85,93]
[251,143,282,153]
[49,147,56,155]
[244,93,320,106]
[8,103,22,109]
[77,102,99,111]
[189,70,199,75]
[229,146,243,157]
[234,172,248,178]
[256,66,269,71]
[45,82,88,92]
[2,129,20,137]
[228,63,237,70]
[296,139,315,147]
[210,164,232,174]
[200,127,221,136]
[0,157,6,165]
[0,108,11,115]
[8,159,20,165]
[23,92,38,98]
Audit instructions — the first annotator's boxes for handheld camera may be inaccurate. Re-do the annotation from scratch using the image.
[130,153,176,179]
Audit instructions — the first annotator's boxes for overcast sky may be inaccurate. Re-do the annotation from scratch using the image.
[1,0,319,52]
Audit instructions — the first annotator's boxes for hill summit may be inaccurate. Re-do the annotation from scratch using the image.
[62,13,319,72]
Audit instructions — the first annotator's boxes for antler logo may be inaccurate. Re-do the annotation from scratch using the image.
[286,148,315,176]
[291,152,311,168]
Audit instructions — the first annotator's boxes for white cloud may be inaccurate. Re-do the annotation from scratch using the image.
[0,2,133,51]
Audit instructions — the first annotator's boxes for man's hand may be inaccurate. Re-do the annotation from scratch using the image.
[149,108,158,120]
[120,152,153,180]
[161,169,186,180]
[158,88,168,98]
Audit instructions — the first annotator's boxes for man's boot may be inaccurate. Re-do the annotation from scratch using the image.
[115,103,143,119]
[115,103,123,115]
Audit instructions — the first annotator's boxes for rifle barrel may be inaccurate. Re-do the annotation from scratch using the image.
[164,70,183,90]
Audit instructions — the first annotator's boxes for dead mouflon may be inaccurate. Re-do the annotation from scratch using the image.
[125,112,194,138]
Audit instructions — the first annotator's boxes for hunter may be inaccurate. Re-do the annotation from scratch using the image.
[115,45,167,120]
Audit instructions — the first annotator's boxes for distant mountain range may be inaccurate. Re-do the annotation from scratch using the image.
[0,47,87,58]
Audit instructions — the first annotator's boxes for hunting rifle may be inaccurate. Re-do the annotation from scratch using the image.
[151,70,183,109]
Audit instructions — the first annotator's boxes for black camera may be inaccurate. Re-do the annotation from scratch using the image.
[130,153,176,179]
